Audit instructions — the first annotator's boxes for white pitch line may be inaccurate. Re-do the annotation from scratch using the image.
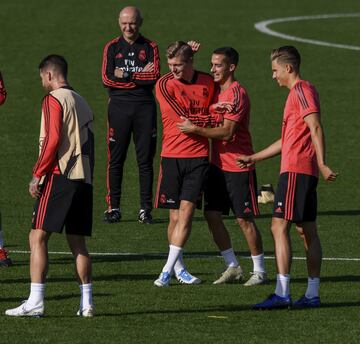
[9,250,360,262]
[254,13,360,51]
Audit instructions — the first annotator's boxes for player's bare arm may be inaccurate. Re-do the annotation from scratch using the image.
[236,138,282,168]
[304,113,338,182]
[177,116,237,141]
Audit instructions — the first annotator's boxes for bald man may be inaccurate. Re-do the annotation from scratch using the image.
[102,6,160,224]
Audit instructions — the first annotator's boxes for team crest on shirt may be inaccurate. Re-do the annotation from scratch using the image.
[160,194,167,204]
[115,53,123,59]
[203,88,209,98]
[138,49,146,61]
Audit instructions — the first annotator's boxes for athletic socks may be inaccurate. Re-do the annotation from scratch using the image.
[275,274,290,297]
[174,251,186,275]
[221,248,238,267]
[252,253,266,273]
[305,277,320,298]
[80,283,93,310]
[27,283,45,309]
[162,245,182,274]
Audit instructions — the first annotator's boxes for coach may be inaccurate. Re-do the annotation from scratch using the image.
[102,6,160,224]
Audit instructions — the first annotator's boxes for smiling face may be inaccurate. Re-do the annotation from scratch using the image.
[118,7,142,43]
[167,56,193,81]
[210,53,235,85]
[271,58,290,88]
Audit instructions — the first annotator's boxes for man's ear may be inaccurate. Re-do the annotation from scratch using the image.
[285,64,293,73]
[229,64,236,73]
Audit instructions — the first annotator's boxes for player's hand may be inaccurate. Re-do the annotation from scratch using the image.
[212,102,233,113]
[29,176,41,198]
[176,116,195,133]
[319,164,338,182]
[142,62,155,72]
[114,67,124,78]
[236,155,254,168]
[187,41,201,52]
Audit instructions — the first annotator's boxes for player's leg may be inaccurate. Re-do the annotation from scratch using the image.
[205,210,243,284]
[252,173,294,310]
[293,221,322,308]
[5,228,50,317]
[237,218,267,286]
[226,170,266,285]
[65,180,94,316]
[5,174,72,317]
[104,98,132,222]
[133,101,157,224]
[154,158,207,287]
[67,234,93,316]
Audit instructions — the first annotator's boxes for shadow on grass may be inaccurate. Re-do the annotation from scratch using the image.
[106,209,360,225]
[0,292,111,304]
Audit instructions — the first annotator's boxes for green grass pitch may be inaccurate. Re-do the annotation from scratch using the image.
[0,0,359,343]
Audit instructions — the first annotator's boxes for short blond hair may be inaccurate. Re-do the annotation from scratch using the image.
[166,41,193,62]
[271,46,301,72]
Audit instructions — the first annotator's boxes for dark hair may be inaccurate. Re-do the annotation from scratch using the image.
[212,47,239,66]
[270,46,301,72]
[166,41,193,62]
[38,55,68,78]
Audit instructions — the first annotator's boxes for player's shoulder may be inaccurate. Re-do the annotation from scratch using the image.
[139,35,158,48]
[158,72,174,83]
[293,79,318,98]
[156,72,174,91]
[196,70,213,80]
[103,36,121,50]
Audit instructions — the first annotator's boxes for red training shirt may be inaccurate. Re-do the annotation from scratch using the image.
[281,79,320,177]
[211,81,254,172]
[156,71,215,158]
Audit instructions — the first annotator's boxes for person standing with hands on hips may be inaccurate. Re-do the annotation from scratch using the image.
[102,6,160,224]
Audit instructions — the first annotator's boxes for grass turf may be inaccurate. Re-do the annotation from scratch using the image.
[0,0,360,343]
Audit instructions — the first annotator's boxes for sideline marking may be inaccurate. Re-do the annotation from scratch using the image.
[254,13,360,51]
[9,250,360,262]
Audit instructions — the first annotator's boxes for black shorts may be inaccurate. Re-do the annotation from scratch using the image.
[273,172,318,222]
[32,174,93,236]
[154,157,209,209]
[204,164,259,218]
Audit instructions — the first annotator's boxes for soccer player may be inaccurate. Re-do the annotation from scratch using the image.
[153,41,214,287]
[0,71,12,267]
[5,55,95,317]
[177,47,267,286]
[237,46,337,309]
[102,6,160,224]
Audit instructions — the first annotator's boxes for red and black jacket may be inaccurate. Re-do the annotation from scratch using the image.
[102,35,160,101]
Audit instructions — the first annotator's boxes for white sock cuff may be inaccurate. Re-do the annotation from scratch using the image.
[221,248,234,255]
[31,283,45,291]
[169,245,182,252]
[80,283,92,291]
